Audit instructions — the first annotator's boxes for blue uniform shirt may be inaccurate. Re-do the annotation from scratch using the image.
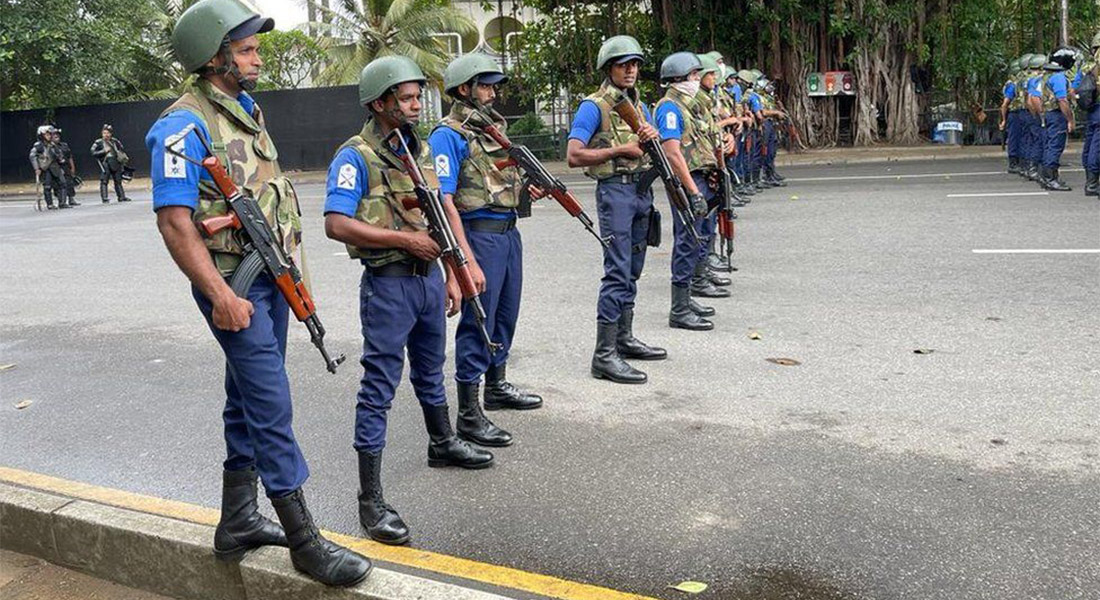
[745,91,763,113]
[568,99,653,145]
[1027,75,1043,98]
[428,126,511,221]
[323,146,368,218]
[1047,72,1069,100]
[1072,69,1083,88]
[1003,81,1016,100]
[145,92,257,212]
[726,83,743,104]
[654,101,685,141]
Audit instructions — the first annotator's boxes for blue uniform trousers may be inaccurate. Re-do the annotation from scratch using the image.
[1006,109,1023,159]
[764,119,778,169]
[455,224,523,383]
[354,266,448,453]
[1043,110,1068,169]
[671,172,713,287]
[595,179,653,324]
[750,129,763,176]
[193,275,309,498]
[1083,105,1100,172]
[1020,111,1038,164]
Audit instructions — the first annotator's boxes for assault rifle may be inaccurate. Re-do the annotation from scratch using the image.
[711,92,737,264]
[164,123,346,374]
[611,97,702,246]
[467,112,611,249]
[386,127,501,355]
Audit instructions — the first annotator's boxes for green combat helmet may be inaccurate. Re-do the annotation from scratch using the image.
[1027,54,1047,70]
[358,55,427,106]
[660,52,703,81]
[702,50,724,64]
[172,0,273,73]
[736,69,757,84]
[1007,57,1020,73]
[596,35,645,70]
[697,53,720,76]
[443,53,508,97]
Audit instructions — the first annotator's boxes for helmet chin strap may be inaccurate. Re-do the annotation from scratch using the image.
[200,38,256,91]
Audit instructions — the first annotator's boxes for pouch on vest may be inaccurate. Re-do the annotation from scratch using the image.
[516,182,533,218]
[646,208,662,248]
[1077,72,1097,111]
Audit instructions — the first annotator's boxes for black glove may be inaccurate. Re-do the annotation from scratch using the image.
[688,193,708,217]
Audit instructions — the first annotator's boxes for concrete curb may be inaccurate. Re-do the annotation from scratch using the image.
[0,483,515,600]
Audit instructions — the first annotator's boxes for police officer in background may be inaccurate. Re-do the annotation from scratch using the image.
[1035,48,1076,191]
[1022,54,1048,183]
[29,125,68,210]
[755,74,788,187]
[91,124,131,203]
[724,68,756,197]
[429,53,543,451]
[567,35,667,385]
[654,52,720,332]
[1075,33,1099,197]
[692,53,735,294]
[739,70,767,192]
[999,56,1026,174]
[51,128,81,207]
[323,56,493,547]
[145,0,370,586]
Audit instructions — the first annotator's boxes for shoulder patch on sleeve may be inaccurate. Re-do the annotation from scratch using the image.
[337,162,358,190]
[435,154,451,178]
[665,110,678,130]
[164,137,186,179]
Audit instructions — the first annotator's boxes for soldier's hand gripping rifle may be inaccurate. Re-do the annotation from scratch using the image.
[611,97,703,246]
[469,113,612,249]
[386,127,502,355]
[164,123,346,374]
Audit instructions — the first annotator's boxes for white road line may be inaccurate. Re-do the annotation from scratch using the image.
[972,249,1100,254]
[789,167,1083,183]
[947,191,1049,197]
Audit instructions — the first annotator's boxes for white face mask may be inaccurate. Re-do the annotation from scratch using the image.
[672,80,700,97]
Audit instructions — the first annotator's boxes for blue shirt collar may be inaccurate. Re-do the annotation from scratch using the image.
[237,91,256,117]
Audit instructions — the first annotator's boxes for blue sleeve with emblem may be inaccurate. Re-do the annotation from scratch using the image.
[145,110,212,212]
[1003,81,1015,99]
[748,93,763,112]
[1049,73,1068,99]
[324,147,368,218]
[428,127,468,196]
[567,100,602,145]
[654,102,684,141]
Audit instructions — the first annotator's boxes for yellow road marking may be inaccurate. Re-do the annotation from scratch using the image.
[0,466,658,600]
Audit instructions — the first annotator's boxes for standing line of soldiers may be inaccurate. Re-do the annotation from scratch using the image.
[1000,32,1100,197]
[146,0,794,589]
[28,123,132,209]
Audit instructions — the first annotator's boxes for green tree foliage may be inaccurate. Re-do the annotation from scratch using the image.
[306,0,478,85]
[0,0,162,109]
[257,30,327,91]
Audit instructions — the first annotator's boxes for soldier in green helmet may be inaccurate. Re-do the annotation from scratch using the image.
[1021,53,1048,181]
[322,55,493,547]
[566,35,667,385]
[691,52,735,298]
[428,52,545,452]
[145,0,371,586]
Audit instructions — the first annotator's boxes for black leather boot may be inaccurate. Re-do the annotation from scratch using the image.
[1025,163,1039,181]
[68,196,80,206]
[457,381,513,446]
[616,307,667,360]
[422,404,494,469]
[1007,157,1019,174]
[705,267,731,287]
[271,488,372,587]
[1085,170,1099,197]
[688,296,715,317]
[706,252,732,273]
[765,168,787,187]
[100,181,109,203]
[1045,167,1071,191]
[669,284,714,331]
[213,467,288,561]
[484,363,542,411]
[357,451,410,545]
[591,320,647,383]
[690,264,730,298]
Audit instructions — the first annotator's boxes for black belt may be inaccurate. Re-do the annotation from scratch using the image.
[464,218,517,233]
[601,172,646,184]
[365,260,435,277]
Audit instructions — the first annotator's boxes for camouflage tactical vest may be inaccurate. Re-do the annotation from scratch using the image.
[436,102,522,213]
[717,86,741,118]
[1040,73,1061,112]
[338,118,438,268]
[657,87,716,173]
[582,79,651,180]
[160,79,301,276]
[692,88,720,166]
[1007,77,1026,111]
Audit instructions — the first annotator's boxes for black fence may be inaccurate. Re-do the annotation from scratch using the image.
[2,85,538,183]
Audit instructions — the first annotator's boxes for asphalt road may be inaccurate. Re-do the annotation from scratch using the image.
[2,158,1098,600]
